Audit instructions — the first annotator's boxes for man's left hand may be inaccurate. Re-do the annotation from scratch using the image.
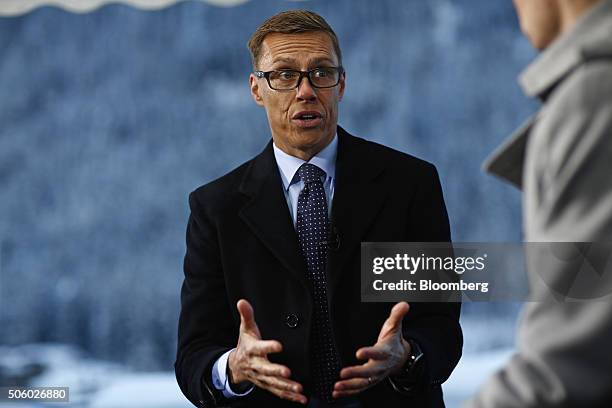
[332,302,411,399]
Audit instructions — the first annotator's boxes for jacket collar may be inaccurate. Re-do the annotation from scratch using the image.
[485,0,612,188]
[519,0,612,98]
[482,114,537,189]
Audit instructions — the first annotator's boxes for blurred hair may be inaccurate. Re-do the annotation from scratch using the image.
[247,10,342,69]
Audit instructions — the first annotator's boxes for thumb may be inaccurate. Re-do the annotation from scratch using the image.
[237,299,261,338]
[378,302,410,341]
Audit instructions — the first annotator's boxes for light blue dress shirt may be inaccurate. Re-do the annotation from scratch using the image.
[273,134,337,223]
[211,134,338,398]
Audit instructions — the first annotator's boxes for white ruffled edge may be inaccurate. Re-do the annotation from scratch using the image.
[0,0,252,16]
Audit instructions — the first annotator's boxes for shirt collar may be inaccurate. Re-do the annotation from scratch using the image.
[273,133,338,191]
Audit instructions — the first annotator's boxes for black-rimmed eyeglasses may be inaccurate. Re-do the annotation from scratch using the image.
[254,67,344,91]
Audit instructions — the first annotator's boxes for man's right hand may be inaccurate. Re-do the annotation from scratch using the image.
[228,299,307,405]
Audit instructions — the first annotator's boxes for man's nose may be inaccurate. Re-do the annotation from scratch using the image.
[295,75,317,101]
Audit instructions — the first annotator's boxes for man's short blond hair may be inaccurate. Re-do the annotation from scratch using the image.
[247,10,342,69]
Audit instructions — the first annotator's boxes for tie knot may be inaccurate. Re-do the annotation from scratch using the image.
[298,163,326,185]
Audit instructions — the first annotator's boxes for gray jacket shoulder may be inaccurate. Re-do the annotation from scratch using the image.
[548,55,612,113]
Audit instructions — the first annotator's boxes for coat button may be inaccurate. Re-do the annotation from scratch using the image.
[285,313,299,328]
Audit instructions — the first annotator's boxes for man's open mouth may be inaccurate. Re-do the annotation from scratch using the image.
[292,111,323,127]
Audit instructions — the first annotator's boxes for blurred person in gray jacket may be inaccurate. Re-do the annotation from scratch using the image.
[465,0,612,407]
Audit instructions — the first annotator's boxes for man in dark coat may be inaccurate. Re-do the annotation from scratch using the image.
[175,10,462,408]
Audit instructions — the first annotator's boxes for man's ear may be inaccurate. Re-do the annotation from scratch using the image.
[338,71,346,102]
[249,73,265,107]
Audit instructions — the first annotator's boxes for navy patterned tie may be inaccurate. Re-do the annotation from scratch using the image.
[296,163,340,402]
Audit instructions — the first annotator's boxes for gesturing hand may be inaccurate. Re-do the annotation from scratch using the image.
[228,299,307,405]
[332,302,411,399]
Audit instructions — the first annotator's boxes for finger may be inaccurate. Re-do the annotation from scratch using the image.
[270,388,308,405]
[339,363,384,380]
[258,382,307,405]
[257,374,304,394]
[378,302,410,340]
[355,345,390,361]
[237,299,260,336]
[250,358,292,378]
[257,376,307,404]
[334,377,370,391]
[333,388,364,398]
[386,302,410,329]
[247,339,283,356]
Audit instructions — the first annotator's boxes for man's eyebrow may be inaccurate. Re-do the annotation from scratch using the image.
[309,57,336,66]
[270,56,337,67]
[271,57,298,65]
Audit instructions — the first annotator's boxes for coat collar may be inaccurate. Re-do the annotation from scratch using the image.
[237,136,310,292]
[482,114,537,190]
[484,0,612,188]
[237,126,387,301]
[519,0,612,98]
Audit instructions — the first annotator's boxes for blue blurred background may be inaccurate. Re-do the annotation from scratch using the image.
[0,0,537,406]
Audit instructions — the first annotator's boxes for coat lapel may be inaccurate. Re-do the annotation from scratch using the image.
[238,129,392,300]
[328,127,388,302]
[483,114,538,190]
[238,142,311,292]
